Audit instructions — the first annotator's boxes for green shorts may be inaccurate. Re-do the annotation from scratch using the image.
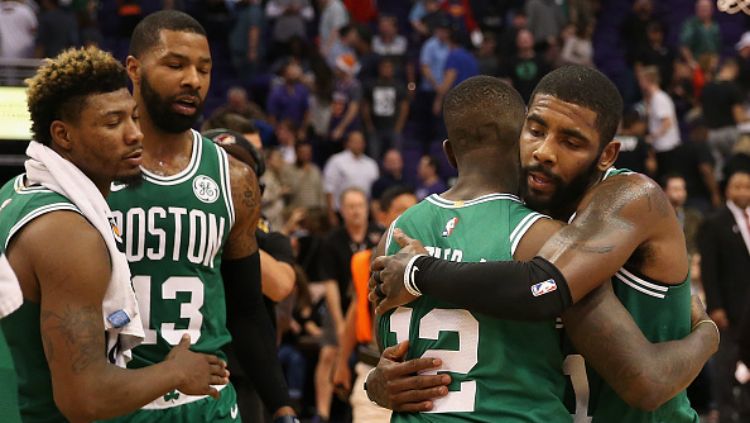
[102,383,240,423]
[0,329,21,423]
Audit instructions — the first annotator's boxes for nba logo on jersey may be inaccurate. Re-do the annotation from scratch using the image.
[531,279,558,297]
[442,217,459,237]
[192,175,220,203]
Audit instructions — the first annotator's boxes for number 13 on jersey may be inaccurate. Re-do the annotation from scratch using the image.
[133,275,205,345]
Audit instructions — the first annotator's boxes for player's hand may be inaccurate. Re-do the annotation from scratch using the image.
[370,229,429,315]
[167,334,230,399]
[332,359,352,400]
[365,341,450,412]
[709,308,730,331]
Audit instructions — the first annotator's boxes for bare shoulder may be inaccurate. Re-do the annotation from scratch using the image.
[514,217,565,261]
[224,155,261,259]
[577,172,672,223]
[11,210,110,298]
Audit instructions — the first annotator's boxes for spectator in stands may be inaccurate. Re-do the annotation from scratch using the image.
[265,0,313,58]
[560,20,594,67]
[315,187,382,423]
[371,149,406,201]
[635,21,675,89]
[318,53,364,162]
[331,186,416,423]
[308,53,335,155]
[525,0,566,45]
[373,14,408,58]
[415,155,447,200]
[433,29,479,116]
[698,170,750,423]
[614,109,657,176]
[498,9,528,59]
[349,25,379,85]
[439,0,478,44]
[0,0,37,59]
[416,17,451,149]
[275,119,298,164]
[319,0,349,63]
[501,28,549,103]
[702,58,748,180]
[262,147,293,231]
[362,57,409,159]
[663,174,703,255]
[621,0,656,66]
[323,131,379,221]
[36,0,79,58]
[725,135,750,178]
[214,86,267,122]
[476,33,500,76]
[267,60,311,134]
[672,123,723,212]
[288,141,327,209]
[229,0,264,75]
[638,66,681,178]
[679,0,720,70]
[736,32,750,98]
[409,0,443,40]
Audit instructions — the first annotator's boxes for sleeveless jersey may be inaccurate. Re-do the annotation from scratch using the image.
[378,193,570,422]
[0,174,81,422]
[565,167,699,423]
[107,131,235,369]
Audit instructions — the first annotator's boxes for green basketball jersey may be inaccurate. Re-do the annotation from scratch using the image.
[107,131,235,371]
[0,174,82,422]
[378,193,570,423]
[564,167,699,423]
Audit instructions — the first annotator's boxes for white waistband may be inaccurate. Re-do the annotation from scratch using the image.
[142,384,228,410]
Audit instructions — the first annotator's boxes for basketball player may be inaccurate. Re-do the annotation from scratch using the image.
[0,47,229,423]
[105,11,297,422]
[371,67,717,421]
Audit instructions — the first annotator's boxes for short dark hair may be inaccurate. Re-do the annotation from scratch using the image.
[621,108,643,129]
[26,47,129,146]
[379,185,416,211]
[530,65,624,149]
[129,10,207,58]
[443,75,526,152]
[659,173,685,189]
[202,112,257,134]
[421,155,440,174]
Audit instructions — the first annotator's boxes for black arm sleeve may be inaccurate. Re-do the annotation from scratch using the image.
[222,253,290,412]
[412,255,572,320]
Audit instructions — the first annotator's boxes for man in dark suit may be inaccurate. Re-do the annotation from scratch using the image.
[698,170,750,422]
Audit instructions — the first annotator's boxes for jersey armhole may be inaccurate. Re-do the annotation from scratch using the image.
[384,215,401,255]
[509,212,549,256]
[6,203,82,249]
[216,146,236,228]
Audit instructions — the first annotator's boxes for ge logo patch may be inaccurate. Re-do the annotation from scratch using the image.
[193,175,219,203]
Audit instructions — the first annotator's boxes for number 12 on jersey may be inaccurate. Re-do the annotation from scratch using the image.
[389,307,479,413]
[133,275,205,345]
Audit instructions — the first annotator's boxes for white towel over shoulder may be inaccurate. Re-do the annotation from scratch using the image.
[0,254,22,319]
[24,141,144,366]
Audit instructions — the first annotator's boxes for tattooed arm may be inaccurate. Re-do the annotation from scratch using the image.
[564,282,718,410]
[9,211,226,423]
[223,156,296,418]
[372,174,686,317]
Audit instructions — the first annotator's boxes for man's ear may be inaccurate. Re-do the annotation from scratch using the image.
[442,139,457,169]
[126,55,141,86]
[598,139,621,171]
[49,121,73,151]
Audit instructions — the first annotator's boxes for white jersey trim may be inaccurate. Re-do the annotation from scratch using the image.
[6,203,82,249]
[510,212,549,256]
[216,146,235,228]
[141,383,228,410]
[13,175,53,195]
[426,192,522,209]
[614,270,666,299]
[384,215,401,253]
[141,130,202,186]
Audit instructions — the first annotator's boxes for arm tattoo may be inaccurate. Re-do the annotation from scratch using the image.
[40,305,103,373]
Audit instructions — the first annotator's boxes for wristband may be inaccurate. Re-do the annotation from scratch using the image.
[403,254,428,297]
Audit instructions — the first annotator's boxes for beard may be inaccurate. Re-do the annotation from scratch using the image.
[521,158,601,217]
[141,74,204,134]
[113,170,144,188]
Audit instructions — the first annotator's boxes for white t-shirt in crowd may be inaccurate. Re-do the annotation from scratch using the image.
[647,89,681,152]
[323,150,379,210]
